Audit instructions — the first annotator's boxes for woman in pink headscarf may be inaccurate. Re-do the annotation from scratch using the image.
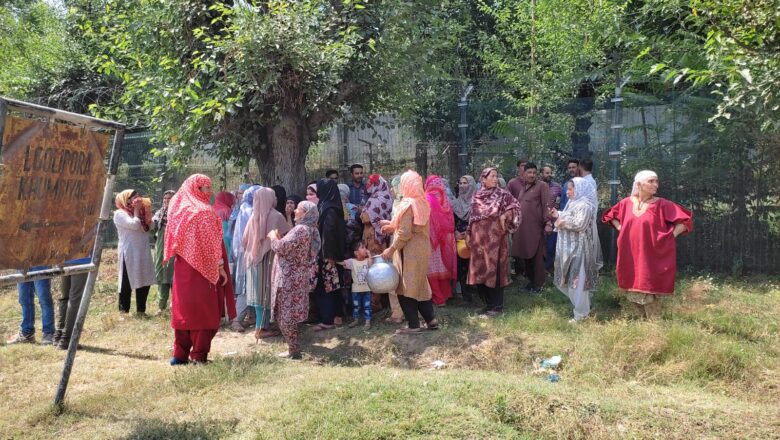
[425,175,457,306]
[242,187,291,340]
[164,174,236,365]
[380,170,437,334]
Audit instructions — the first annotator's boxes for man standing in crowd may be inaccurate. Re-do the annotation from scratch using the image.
[541,165,562,274]
[579,158,598,207]
[559,158,580,211]
[508,163,551,293]
[326,169,339,181]
[347,163,367,207]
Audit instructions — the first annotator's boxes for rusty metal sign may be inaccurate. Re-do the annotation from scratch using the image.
[0,116,109,269]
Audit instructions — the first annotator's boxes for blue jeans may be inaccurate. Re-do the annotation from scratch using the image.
[351,292,372,321]
[17,266,54,336]
[545,232,558,271]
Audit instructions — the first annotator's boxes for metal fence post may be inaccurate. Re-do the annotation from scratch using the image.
[608,77,630,263]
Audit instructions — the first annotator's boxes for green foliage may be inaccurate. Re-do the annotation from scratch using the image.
[0,1,77,99]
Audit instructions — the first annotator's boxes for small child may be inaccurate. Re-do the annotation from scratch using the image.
[339,242,373,329]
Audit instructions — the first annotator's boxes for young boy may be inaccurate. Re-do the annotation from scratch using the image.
[339,242,373,329]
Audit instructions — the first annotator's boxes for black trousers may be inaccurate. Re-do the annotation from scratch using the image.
[57,272,88,343]
[119,260,150,313]
[478,258,504,311]
[397,295,435,329]
[457,256,475,302]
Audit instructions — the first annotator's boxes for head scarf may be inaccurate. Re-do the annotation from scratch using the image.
[115,189,137,215]
[632,170,658,196]
[425,175,455,246]
[164,174,223,284]
[452,175,476,221]
[338,183,352,221]
[153,190,176,228]
[365,174,393,245]
[390,175,402,200]
[565,177,597,211]
[232,184,261,258]
[498,177,507,188]
[306,183,319,205]
[230,184,251,223]
[271,185,287,215]
[213,191,235,222]
[317,178,343,219]
[471,168,521,223]
[243,187,291,266]
[295,201,322,257]
[389,170,430,230]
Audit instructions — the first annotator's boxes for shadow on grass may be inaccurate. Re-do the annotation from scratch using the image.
[121,417,238,440]
[80,344,160,361]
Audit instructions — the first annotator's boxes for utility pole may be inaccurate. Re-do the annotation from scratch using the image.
[458,84,474,177]
[609,76,630,263]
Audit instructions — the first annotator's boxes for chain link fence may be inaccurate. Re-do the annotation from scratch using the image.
[110,101,779,274]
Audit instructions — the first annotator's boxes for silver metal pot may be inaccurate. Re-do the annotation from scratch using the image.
[366,255,400,294]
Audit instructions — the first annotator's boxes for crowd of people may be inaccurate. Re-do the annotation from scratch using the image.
[6,161,693,364]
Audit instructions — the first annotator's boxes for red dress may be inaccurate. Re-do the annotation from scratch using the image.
[171,244,236,330]
[602,197,693,295]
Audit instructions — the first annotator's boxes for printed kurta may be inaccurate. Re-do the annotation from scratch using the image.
[467,211,520,288]
[508,178,551,259]
[554,202,599,292]
[271,225,317,325]
[389,209,432,301]
[602,197,693,295]
[114,210,156,291]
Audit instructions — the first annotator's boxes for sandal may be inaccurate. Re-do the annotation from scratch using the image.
[254,328,281,341]
[426,319,440,330]
[313,323,336,332]
[384,317,403,324]
[394,327,422,335]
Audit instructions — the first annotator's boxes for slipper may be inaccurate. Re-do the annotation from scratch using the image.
[426,319,440,330]
[313,324,336,332]
[394,327,422,335]
[384,317,403,324]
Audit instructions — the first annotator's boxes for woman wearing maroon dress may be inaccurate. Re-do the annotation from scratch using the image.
[602,170,693,319]
[164,174,236,365]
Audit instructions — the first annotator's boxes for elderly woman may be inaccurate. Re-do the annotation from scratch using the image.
[151,190,176,312]
[550,178,602,322]
[425,175,457,306]
[602,170,693,319]
[269,201,320,359]
[114,189,156,315]
[242,187,290,340]
[453,175,477,303]
[467,168,521,316]
[380,170,437,334]
[165,174,235,365]
[230,185,261,331]
[313,178,347,330]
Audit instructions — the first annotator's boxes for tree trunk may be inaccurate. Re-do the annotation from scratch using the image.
[253,112,311,197]
[570,81,596,159]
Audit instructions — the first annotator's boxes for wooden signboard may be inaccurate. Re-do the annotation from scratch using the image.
[0,116,109,269]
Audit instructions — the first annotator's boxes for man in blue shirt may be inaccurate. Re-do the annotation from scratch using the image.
[347,163,367,207]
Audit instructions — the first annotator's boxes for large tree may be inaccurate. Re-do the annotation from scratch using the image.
[79,0,436,192]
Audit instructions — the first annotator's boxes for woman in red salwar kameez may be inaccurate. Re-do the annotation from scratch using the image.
[602,170,693,319]
[164,174,236,365]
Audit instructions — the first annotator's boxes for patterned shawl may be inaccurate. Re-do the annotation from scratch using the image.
[425,175,454,248]
[470,168,521,223]
[365,174,393,244]
[295,201,322,257]
[164,174,223,284]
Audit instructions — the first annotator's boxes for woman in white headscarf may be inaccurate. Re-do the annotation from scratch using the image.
[549,177,603,322]
[602,170,693,319]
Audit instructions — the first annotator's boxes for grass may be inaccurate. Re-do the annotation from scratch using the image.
[1,250,779,439]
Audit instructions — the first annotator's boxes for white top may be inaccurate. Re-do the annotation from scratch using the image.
[344,258,371,293]
[113,210,157,291]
